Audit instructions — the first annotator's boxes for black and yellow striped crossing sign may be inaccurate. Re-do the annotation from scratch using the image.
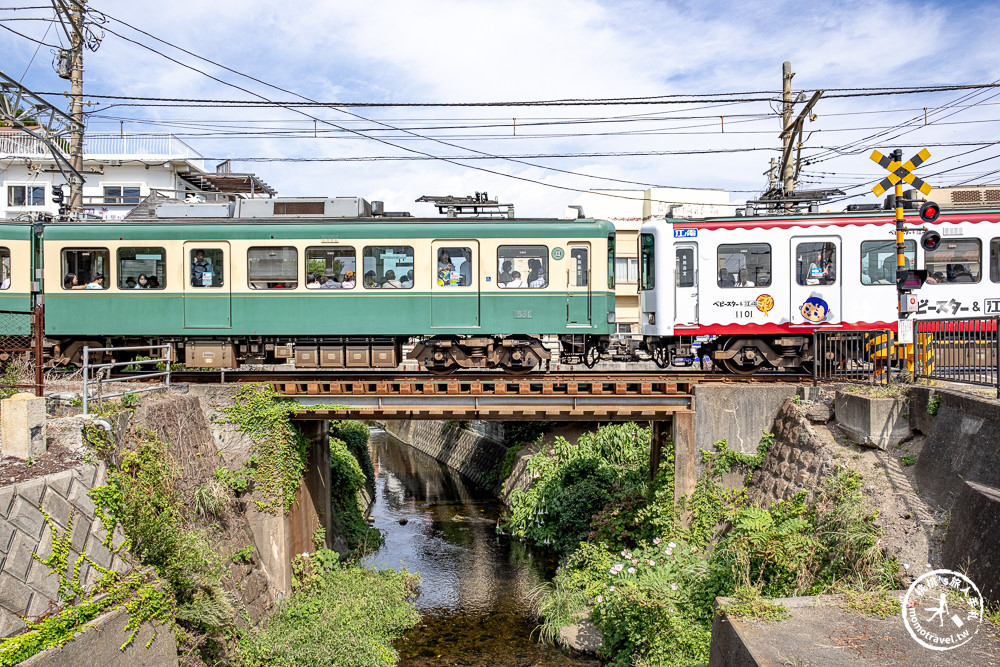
[870,148,934,197]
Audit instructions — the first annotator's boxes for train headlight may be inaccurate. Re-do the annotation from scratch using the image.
[647,312,655,325]
[607,312,616,323]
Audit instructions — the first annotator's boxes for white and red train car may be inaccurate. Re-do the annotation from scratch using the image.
[638,208,1000,373]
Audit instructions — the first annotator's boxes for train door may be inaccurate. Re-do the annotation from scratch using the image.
[431,240,480,328]
[566,243,591,325]
[790,236,841,325]
[183,242,231,328]
[674,243,698,325]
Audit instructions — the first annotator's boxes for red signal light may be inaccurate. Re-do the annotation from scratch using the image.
[921,230,942,251]
[919,201,940,223]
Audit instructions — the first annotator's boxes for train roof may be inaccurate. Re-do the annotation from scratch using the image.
[659,207,1000,231]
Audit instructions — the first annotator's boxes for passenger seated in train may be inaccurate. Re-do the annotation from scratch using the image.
[322,273,342,288]
[85,274,105,289]
[148,276,159,288]
[364,271,378,288]
[526,258,542,285]
[125,276,137,289]
[529,266,546,288]
[382,270,402,288]
[459,249,472,286]
[505,271,526,288]
[64,273,86,290]
[951,264,975,283]
[735,268,755,287]
[498,260,513,285]
[341,271,356,288]
[926,271,945,284]
[401,270,414,288]
[306,274,321,288]
[717,268,734,287]
[135,274,150,289]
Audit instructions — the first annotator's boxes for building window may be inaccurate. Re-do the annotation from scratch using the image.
[62,248,109,289]
[306,246,356,288]
[497,245,548,288]
[861,240,915,285]
[249,246,298,289]
[363,246,414,288]
[102,185,141,205]
[795,241,837,285]
[118,247,165,289]
[0,248,9,290]
[615,257,639,284]
[639,234,655,290]
[926,239,981,284]
[7,185,44,207]
[190,248,224,287]
[717,243,770,288]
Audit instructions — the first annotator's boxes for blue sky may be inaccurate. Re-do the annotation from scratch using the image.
[3,0,1000,216]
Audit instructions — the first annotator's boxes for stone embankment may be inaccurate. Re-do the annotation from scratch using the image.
[380,420,508,490]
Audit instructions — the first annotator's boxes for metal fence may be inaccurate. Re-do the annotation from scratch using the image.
[0,307,44,397]
[812,329,905,385]
[82,344,172,414]
[913,316,999,397]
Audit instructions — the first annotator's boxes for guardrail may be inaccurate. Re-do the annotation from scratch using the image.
[0,307,44,397]
[913,316,999,397]
[812,329,904,385]
[82,344,172,413]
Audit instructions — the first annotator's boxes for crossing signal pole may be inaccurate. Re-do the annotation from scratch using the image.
[870,148,937,328]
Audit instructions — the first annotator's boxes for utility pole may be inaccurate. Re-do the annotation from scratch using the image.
[68,0,86,213]
[781,61,794,198]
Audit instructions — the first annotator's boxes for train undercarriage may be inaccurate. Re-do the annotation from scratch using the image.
[50,333,611,374]
[644,335,814,374]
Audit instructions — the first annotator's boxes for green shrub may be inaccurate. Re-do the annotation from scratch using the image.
[330,436,382,553]
[235,564,419,667]
[330,420,375,486]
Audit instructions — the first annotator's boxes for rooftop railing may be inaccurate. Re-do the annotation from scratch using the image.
[0,132,201,160]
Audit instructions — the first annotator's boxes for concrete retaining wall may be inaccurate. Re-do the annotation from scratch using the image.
[942,480,1000,602]
[381,420,508,490]
[910,386,1000,508]
[693,384,799,455]
[0,459,130,638]
[22,605,177,667]
[834,391,909,450]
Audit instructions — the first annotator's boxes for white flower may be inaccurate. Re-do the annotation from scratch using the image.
[668,542,676,548]
[609,567,618,575]
[609,586,615,592]
[597,595,603,603]
[665,548,673,556]
[621,549,628,557]
[649,560,656,566]
[671,583,678,591]
[653,537,661,545]
[627,567,636,574]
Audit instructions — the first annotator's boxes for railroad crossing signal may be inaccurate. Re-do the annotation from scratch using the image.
[870,148,934,197]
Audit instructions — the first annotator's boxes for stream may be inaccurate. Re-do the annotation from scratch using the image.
[362,427,599,667]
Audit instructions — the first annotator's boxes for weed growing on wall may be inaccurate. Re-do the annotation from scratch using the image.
[330,420,375,486]
[217,384,308,513]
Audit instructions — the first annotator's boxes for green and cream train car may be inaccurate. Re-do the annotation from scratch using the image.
[33,204,616,372]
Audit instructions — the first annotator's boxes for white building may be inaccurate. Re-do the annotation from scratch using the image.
[574,187,730,331]
[1,130,275,220]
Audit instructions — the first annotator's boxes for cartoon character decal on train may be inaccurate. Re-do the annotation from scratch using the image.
[799,296,832,323]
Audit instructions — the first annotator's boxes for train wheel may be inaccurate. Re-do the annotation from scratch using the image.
[719,338,765,375]
[583,345,600,368]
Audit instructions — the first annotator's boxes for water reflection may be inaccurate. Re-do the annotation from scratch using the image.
[364,428,598,666]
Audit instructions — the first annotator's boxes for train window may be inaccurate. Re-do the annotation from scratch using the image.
[436,247,474,287]
[860,240,915,285]
[570,247,588,287]
[117,247,165,290]
[190,248,224,288]
[925,239,981,284]
[607,233,615,289]
[249,246,298,289]
[676,248,694,287]
[306,246,356,289]
[363,245,414,289]
[0,248,9,290]
[990,239,1000,283]
[717,244,770,288]
[640,234,654,290]
[795,242,836,286]
[62,248,109,290]
[497,245,547,288]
